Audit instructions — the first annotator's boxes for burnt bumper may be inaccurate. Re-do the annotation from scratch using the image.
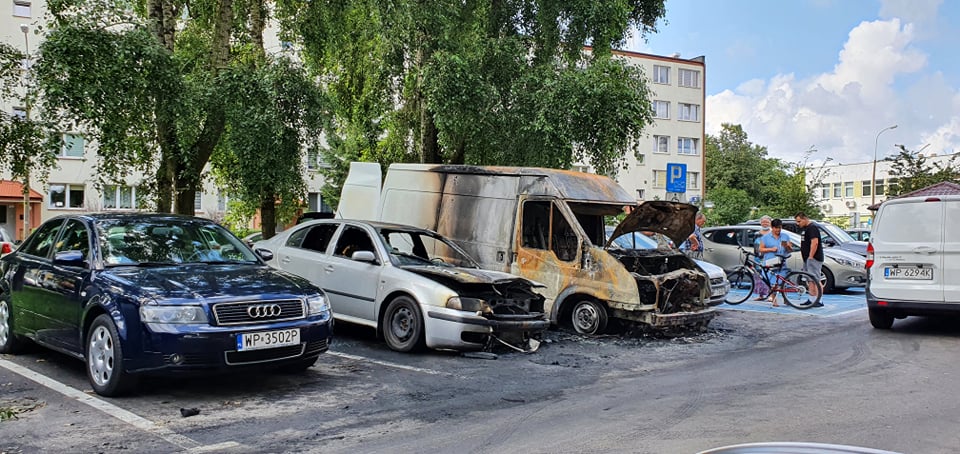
[611,307,717,327]
[426,311,550,332]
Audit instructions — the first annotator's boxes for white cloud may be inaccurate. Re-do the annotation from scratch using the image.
[706,17,959,166]
[880,0,942,26]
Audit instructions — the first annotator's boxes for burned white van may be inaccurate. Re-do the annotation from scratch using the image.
[339,163,715,334]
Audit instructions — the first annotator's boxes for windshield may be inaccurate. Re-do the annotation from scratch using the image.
[379,228,479,268]
[96,218,258,266]
[818,222,856,243]
[604,227,661,250]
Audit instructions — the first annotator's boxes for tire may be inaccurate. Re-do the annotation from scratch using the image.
[276,356,319,373]
[570,299,608,335]
[382,296,425,352]
[0,300,26,354]
[724,267,755,305]
[86,314,138,396]
[782,271,822,310]
[821,267,835,294]
[869,308,895,329]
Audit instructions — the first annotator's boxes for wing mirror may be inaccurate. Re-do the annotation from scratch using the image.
[255,248,274,261]
[351,250,378,263]
[53,250,86,267]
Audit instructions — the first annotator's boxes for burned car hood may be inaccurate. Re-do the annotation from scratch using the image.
[606,201,698,249]
[401,265,544,287]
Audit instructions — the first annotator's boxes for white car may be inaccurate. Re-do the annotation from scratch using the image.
[253,219,549,352]
[605,227,730,306]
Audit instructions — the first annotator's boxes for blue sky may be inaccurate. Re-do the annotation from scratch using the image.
[624,0,960,166]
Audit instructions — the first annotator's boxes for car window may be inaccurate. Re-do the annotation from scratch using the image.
[381,229,478,268]
[55,220,91,259]
[19,219,66,258]
[333,226,376,259]
[285,227,310,248]
[521,200,577,262]
[705,229,740,246]
[301,224,339,253]
[97,219,257,265]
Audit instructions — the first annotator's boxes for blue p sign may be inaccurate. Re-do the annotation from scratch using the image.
[666,163,687,193]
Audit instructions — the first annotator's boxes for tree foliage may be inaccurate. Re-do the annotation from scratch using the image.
[276,0,667,204]
[885,145,960,196]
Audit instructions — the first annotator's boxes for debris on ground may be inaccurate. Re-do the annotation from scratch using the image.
[0,398,45,421]
[179,407,201,418]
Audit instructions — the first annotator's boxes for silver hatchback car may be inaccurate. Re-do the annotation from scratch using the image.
[254,219,548,352]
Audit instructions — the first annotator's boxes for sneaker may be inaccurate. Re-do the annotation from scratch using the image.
[809,300,824,308]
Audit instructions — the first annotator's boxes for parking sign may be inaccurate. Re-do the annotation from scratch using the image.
[666,163,687,193]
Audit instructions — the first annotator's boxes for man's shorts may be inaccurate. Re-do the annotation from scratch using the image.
[803,258,823,279]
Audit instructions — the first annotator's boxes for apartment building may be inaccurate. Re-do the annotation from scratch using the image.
[808,151,960,227]
[576,50,706,205]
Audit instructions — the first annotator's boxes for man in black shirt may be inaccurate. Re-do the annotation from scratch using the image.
[795,212,824,307]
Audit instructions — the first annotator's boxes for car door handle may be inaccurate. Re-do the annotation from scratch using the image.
[706,247,713,252]
[281,256,292,264]
[913,246,937,254]
[324,266,334,273]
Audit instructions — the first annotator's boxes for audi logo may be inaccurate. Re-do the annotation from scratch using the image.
[247,304,282,318]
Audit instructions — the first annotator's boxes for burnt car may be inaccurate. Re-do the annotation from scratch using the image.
[254,219,548,352]
[0,213,333,396]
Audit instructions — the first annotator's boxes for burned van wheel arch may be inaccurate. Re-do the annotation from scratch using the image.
[568,299,609,335]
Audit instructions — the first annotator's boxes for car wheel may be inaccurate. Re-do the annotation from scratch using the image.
[86,314,138,396]
[570,299,608,335]
[276,356,319,373]
[382,296,425,352]
[869,308,895,330]
[0,300,25,354]
[820,267,835,294]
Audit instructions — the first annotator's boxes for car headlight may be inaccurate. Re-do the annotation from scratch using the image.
[140,305,208,324]
[306,294,331,316]
[446,296,492,314]
[829,256,863,268]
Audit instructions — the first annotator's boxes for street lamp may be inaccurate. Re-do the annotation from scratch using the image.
[871,124,897,208]
[19,24,31,241]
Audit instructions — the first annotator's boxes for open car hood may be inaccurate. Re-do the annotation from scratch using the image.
[606,201,698,249]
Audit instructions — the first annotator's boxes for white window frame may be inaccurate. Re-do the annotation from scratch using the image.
[677,137,699,156]
[822,185,831,199]
[194,192,202,211]
[833,183,842,199]
[844,181,854,198]
[652,135,670,154]
[48,183,85,209]
[678,103,700,122]
[652,170,666,189]
[652,100,670,119]
[103,185,137,210]
[653,65,670,84]
[687,172,699,190]
[61,133,84,158]
[217,191,230,212]
[307,149,318,170]
[679,68,700,88]
[13,0,31,17]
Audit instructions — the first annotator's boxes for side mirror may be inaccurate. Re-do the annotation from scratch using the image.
[255,248,274,261]
[54,250,86,267]
[351,250,378,263]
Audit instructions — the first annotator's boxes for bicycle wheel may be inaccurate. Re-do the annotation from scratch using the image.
[782,271,822,309]
[724,267,755,305]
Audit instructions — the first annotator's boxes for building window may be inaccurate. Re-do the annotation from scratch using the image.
[12,107,26,120]
[49,184,85,209]
[652,100,670,119]
[652,170,666,188]
[307,149,318,170]
[861,180,871,197]
[844,181,854,198]
[832,183,841,199]
[677,137,699,155]
[687,172,699,190]
[194,192,202,211]
[820,185,830,200]
[217,191,229,212]
[653,135,670,153]
[62,133,84,158]
[653,65,670,84]
[13,1,31,17]
[678,103,700,122]
[875,180,885,196]
[308,192,320,212]
[678,69,700,88]
[103,185,136,209]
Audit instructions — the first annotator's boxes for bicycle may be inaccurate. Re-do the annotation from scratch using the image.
[723,246,823,310]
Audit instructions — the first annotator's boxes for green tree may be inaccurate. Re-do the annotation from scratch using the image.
[705,123,785,211]
[277,0,667,204]
[885,145,960,196]
[703,186,752,226]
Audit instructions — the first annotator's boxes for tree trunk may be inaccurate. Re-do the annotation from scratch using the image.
[260,196,277,240]
[420,107,440,163]
[250,0,265,56]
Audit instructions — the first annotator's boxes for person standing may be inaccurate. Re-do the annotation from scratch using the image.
[756,219,792,306]
[795,212,825,307]
[680,212,706,259]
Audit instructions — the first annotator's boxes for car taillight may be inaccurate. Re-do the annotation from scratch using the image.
[1,243,11,254]
[866,242,874,269]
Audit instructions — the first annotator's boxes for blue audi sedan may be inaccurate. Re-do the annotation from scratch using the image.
[0,213,333,396]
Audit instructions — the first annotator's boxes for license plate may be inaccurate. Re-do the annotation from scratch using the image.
[236,328,300,351]
[884,266,933,280]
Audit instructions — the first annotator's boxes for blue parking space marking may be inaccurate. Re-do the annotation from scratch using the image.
[719,288,866,317]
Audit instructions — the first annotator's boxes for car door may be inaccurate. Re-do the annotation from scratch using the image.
[701,228,745,270]
[512,199,582,304]
[870,198,944,303]
[324,224,383,323]
[942,198,960,303]
[39,219,91,352]
[275,222,340,286]
[8,219,65,336]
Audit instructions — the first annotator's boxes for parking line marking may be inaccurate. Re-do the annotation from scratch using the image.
[0,359,232,452]
[327,351,451,376]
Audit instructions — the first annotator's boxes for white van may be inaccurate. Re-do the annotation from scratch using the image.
[866,195,960,329]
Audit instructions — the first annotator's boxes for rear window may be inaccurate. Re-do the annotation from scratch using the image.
[876,202,942,243]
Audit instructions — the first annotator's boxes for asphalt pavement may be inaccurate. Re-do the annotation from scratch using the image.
[719,287,866,317]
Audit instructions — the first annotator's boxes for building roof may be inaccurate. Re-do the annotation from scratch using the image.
[868,180,960,210]
[0,180,43,201]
